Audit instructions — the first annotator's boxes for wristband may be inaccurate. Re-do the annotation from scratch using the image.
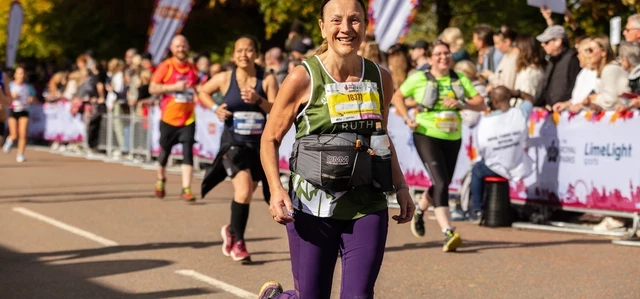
[394,183,409,192]
[256,97,264,105]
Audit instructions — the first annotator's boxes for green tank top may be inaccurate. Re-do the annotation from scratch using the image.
[290,55,388,220]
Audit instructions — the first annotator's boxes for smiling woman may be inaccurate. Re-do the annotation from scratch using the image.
[258,0,415,298]
[198,35,279,264]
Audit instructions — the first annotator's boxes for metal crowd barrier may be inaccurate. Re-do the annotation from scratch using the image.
[98,112,152,162]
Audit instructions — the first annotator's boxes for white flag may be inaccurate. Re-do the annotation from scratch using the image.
[6,1,24,68]
[368,0,420,52]
[146,0,193,65]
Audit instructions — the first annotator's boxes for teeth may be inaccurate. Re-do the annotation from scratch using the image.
[338,37,354,42]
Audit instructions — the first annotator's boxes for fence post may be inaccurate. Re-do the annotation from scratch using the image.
[128,113,135,161]
[145,109,153,163]
[106,112,113,157]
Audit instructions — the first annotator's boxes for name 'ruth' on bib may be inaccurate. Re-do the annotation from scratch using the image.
[325,82,382,124]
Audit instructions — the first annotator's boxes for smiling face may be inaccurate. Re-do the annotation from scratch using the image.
[233,38,258,69]
[430,44,452,73]
[170,36,189,62]
[319,0,367,58]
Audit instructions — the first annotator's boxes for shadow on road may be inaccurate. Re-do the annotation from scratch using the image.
[0,245,213,298]
[0,182,151,192]
[0,189,153,201]
[385,238,611,253]
[28,238,281,262]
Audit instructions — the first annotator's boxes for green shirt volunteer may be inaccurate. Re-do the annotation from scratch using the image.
[400,71,478,140]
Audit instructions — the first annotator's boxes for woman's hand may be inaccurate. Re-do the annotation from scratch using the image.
[552,101,569,113]
[240,88,259,104]
[404,118,418,130]
[568,103,583,114]
[442,98,463,109]
[269,188,294,224]
[215,103,232,121]
[392,188,415,224]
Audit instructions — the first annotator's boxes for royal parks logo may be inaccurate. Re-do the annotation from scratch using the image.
[547,139,577,165]
[583,142,633,165]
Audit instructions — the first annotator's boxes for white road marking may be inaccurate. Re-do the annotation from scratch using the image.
[175,269,258,299]
[12,207,119,246]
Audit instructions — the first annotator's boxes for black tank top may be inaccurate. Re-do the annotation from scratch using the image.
[223,68,268,143]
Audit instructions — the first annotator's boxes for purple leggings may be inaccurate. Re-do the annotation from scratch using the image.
[275,208,389,299]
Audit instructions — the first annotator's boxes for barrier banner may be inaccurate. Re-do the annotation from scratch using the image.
[51,103,640,213]
[27,104,45,139]
[149,105,224,160]
[146,0,194,65]
[42,101,86,142]
[514,110,640,212]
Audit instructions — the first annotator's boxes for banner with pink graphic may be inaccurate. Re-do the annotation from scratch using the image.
[149,104,224,160]
[40,101,86,143]
[515,109,640,212]
[43,104,640,213]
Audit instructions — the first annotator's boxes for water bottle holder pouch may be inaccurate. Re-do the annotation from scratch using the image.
[298,145,372,192]
[372,153,394,192]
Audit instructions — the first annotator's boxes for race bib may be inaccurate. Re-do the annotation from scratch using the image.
[233,111,265,135]
[174,88,195,103]
[434,111,460,133]
[325,82,382,124]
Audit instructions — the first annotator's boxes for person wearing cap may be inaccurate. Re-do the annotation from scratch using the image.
[290,41,309,61]
[410,40,431,72]
[534,25,581,109]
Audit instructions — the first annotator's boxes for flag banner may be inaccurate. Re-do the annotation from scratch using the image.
[6,1,24,68]
[146,0,193,65]
[368,0,421,52]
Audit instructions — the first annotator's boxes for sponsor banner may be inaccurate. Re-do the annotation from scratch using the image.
[514,110,640,212]
[146,0,193,65]
[6,1,24,68]
[46,103,640,213]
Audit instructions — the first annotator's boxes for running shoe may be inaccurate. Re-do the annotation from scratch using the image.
[180,187,195,202]
[155,180,165,198]
[450,209,466,221]
[258,281,283,299]
[443,229,462,252]
[230,240,251,262]
[16,154,25,163]
[411,210,426,238]
[466,210,483,224]
[3,138,13,153]
[221,224,235,257]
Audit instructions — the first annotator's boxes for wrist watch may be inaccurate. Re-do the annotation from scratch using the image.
[394,183,409,192]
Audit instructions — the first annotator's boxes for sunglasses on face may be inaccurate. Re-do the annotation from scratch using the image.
[432,52,451,57]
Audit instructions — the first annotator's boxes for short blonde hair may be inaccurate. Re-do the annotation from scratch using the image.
[454,60,478,80]
[441,27,464,52]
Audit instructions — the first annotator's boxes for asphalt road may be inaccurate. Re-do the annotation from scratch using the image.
[0,148,638,299]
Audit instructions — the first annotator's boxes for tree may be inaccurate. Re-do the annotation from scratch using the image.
[0,0,63,61]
